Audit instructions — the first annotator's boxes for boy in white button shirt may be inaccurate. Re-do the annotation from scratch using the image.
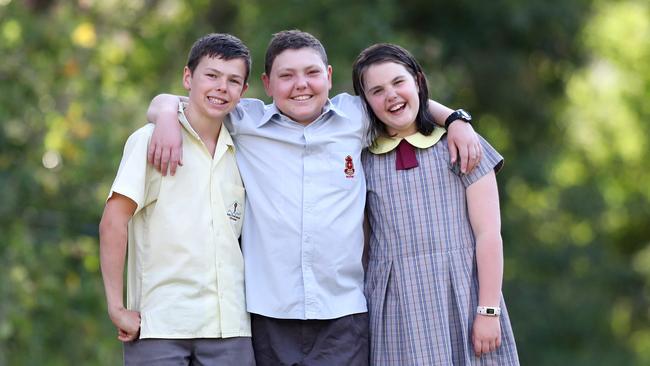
[146,30,481,365]
[99,33,255,365]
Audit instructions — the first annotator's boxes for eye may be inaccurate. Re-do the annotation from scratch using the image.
[229,78,242,85]
[206,73,217,78]
[308,69,320,75]
[279,74,291,79]
[394,79,404,85]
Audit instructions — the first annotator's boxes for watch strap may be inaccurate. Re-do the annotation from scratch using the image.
[444,109,472,129]
[476,306,501,317]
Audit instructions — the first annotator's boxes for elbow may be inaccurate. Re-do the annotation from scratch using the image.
[475,232,503,251]
[99,215,113,242]
[99,213,125,244]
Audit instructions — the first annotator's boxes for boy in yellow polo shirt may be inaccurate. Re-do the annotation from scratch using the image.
[99,33,254,365]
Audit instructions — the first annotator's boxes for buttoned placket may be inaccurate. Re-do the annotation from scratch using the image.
[300,113,330,319]
[211,136,231,333]
[191,125,230,336]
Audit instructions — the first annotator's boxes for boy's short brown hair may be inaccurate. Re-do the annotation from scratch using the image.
[264,30,328,75]
[187,33,252,83]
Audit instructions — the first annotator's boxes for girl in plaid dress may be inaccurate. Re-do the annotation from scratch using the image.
[352,44,520,365]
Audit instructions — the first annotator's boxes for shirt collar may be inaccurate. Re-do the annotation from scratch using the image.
[257,99,348,127]
[368,127,446,154]
[178,102,235,149]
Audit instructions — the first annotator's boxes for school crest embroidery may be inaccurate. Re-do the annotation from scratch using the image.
[344,155,355,178]
[226,201,242,221]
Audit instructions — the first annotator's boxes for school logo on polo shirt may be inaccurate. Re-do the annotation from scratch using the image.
[227,201,242,221]
[344,155,355,179]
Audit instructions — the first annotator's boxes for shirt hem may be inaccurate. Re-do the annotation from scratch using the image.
[139,330,252,339]
[247,305,368,320]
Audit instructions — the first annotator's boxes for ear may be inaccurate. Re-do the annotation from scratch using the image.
[240,82,249,96]
[261,73,272,97]
[183,66,192,91]
[326,65,333,90]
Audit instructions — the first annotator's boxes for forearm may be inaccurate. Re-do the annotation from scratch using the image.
[146,94,184,124]
[466,171,503,306]
[99,217,128,313]
[476,234,504,306]
[99,196,137,314]
[427,99,454,127]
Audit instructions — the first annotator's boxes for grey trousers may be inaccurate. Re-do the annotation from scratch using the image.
[251,313,369,366]
[123,337,255,366]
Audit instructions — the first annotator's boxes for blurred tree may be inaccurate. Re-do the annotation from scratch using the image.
[1,0,648,365]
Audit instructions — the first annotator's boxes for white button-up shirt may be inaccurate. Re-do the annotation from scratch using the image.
[226,93,368,319]
[109,106,250,338]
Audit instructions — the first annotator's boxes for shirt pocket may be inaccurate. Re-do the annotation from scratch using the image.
[221,183,245,238]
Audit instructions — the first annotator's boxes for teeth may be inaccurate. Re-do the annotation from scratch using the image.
[207,96,227,105]
[292,95,311,101]
[389,103,405,112]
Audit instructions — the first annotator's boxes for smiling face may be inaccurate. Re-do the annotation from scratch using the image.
[262,48,332,125]
[183,55,248,122]
[362,61,419,138]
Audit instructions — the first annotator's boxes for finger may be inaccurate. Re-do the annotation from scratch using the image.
[469,144,479,172]
[118,333,133,342]
[169,149,180,176]
[448,139,458,165]
[473,336,482,357]
[179,147,184,167]
[169,160,178,176]
[147,141,156,165]
[117,329,127,341]
[458,144,469,174]
[496,335,502,348]
[153,146,162,172]
[160,149,171,177]
[489,339,497,353]
[481,340,490,355]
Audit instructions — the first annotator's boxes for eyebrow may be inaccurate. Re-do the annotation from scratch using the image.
[205,67,245,80]
[275,64,323,73]
[366,75,405,93]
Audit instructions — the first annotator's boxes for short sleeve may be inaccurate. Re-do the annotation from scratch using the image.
[224,98,267,137]
[108,124,160,215]
[331,93,371,147]
[450,134,504,188]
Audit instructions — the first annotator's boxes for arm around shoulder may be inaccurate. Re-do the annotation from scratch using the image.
[146,94,187,176]
[427,101,482,174]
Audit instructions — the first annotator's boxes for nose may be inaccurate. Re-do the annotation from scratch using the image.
[294,74,308,90]
[215,77,227,92]
[386,87,398,101]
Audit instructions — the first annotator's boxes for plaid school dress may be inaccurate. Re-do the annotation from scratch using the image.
[362,133,520,365]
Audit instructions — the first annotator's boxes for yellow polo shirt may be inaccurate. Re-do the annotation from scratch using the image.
[108,106,249,339]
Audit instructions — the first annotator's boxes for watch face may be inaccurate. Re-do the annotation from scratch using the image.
[459,110,471,120]
[487,308,495,314]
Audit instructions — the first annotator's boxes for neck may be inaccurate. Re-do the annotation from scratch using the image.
[277,106,324,127]
[184,104,222,155]
[387,125,418,139]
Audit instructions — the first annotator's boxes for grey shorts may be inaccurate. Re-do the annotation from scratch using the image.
[123,337,255,366]
[252,312,369,366]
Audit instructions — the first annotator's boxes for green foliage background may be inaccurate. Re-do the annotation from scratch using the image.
[1,0,649,364]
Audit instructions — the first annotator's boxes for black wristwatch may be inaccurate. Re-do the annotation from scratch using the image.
[444,109,472,129]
